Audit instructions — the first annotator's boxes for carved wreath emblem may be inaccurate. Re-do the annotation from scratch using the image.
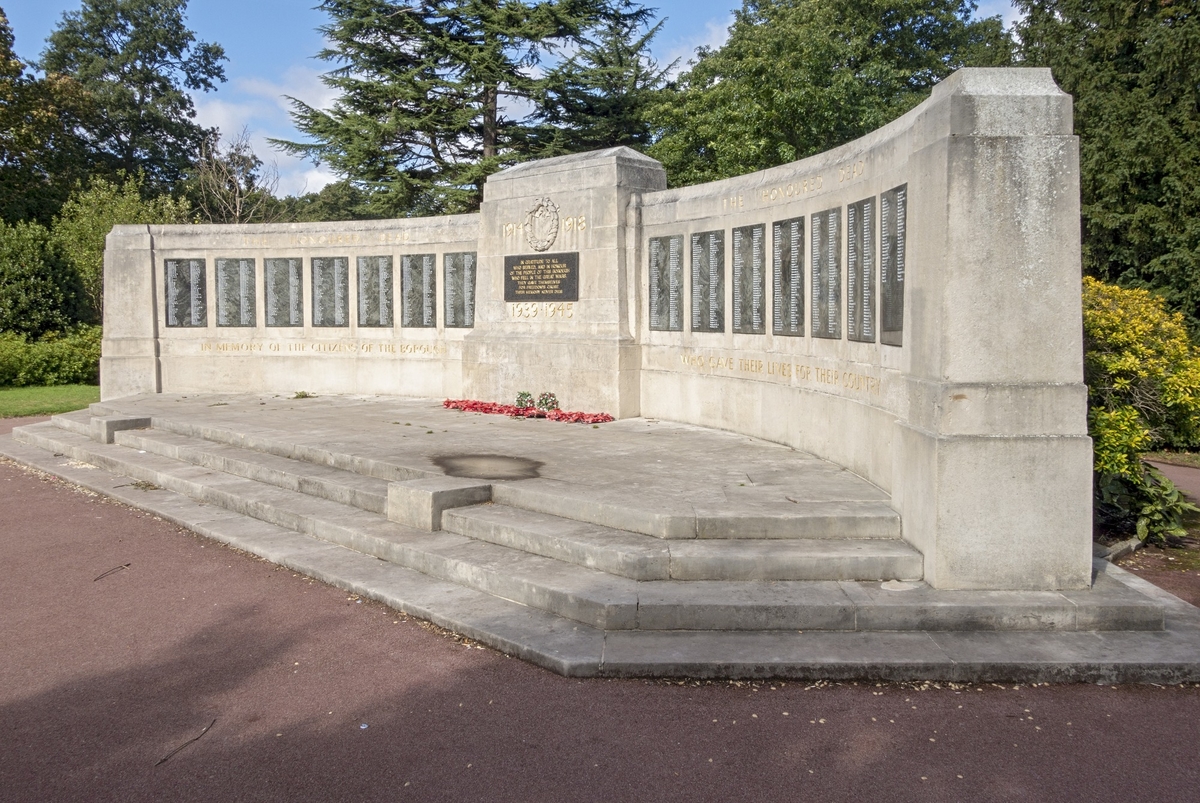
[523,197,560,252]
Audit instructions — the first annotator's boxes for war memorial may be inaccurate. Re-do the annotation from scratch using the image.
[4,68,1199,680]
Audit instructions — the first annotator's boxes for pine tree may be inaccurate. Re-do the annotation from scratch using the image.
[534,15,670,154]
[274,0,636,216]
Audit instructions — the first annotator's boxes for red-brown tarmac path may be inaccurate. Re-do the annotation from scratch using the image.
[3,416,1200,802]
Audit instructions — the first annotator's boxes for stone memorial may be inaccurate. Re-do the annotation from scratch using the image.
[265,257,303,327]
[401,253,436,328]
[690,230,724,333]
[216,257,256,328]
[357,255,394,327]
[95,68,1096,597]
[772,217,804,337]
[164,258,206,327]
[732,224,765,335]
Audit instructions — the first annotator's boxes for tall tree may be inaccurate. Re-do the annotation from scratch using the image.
[534,15,670,154]
[1016,0,1200,330]
[275,0,639,216]
[0,9,90,226]
[40,0,226,193]
[647,0,1012,186]
[189,128,281,225]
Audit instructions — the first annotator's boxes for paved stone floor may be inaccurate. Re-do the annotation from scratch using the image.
[3,414,1200,801]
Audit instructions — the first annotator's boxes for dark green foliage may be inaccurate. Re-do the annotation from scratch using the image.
[0,325,102,387]
[1096,467,1197,545]
[0,220,83,338]
[534,15,668,153]
[647,0,1012,186]
[275,0,630,216]
[1015,0,1200,330]
[0,10,90,226]
[39,0,227,194]
[274,180,385,223]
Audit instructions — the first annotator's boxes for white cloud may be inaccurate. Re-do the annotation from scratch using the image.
[661,15,733,79]
[975,0,1023,28]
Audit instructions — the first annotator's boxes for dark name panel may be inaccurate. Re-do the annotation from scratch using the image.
[732,224,765,335]
[773,217,804,337]
[401,254,436,328]
[811,208,841,340]
[847,197,876,343]
[312,256,349,327]
[265,258,303,327]
[881,184,907,347]
[216,258,256,328]
[691,230,725,333]
[358,255,394,327]
[504,252,579,301]
[164,258,206,327]
[648,235,683,332]
[444,251,477,328]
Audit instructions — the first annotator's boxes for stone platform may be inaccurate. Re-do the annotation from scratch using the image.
[3,393,1198,682]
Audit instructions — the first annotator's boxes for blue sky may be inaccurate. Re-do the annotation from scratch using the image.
[5,0,1022,196]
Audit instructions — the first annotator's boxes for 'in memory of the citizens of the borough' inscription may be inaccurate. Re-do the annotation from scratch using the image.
[444,252,477,328]
[847,197,876,342]
[773,217,804,336]
[312,256,349,327]
[811,208,841,339]
[691,230,724,332]
[216,258,256,327]
[648,235,683,331]
[504,253,580,301]
[732,225,765,334]
[881,184,907,347]
[357,256,394,327]
[165,258,206,327]
[402,254,437,328]
[265,258,303,327]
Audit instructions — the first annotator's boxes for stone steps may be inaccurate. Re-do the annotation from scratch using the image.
[8,420,1163,636]
[443,503,922,581]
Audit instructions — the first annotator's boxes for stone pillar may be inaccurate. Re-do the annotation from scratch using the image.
[100,225,159,399]
[892,69,1093,589]
[462,147,667,416]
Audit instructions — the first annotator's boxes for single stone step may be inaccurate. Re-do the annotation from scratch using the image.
[492,479,901,541]
[444,504,923,582]
[115,428,390,514]
[50,409,93,438]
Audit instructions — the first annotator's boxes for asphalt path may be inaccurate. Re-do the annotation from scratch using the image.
[3,415,1200,802]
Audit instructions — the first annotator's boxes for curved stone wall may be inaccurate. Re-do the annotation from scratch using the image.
[101,68,1093,590]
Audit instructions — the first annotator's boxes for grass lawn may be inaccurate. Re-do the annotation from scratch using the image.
[0,385,100,418]
[1146,451,1200,470]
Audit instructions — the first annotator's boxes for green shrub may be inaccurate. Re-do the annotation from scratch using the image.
[0,325,101,387]
[1083,277,1200,542]
[0,220,84,338]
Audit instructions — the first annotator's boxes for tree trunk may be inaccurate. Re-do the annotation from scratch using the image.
[482,84,497,159]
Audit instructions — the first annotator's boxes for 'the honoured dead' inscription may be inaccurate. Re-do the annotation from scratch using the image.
[691,230,724,332]
[504,252,579,301]
[773,217,804,337]
[847,197,876,343]
[881,184,907,347]
[811,208,841,339]
[401,254,436,328]
[648,235,683,332]
[165,258,206,327]
[732,225,764,335]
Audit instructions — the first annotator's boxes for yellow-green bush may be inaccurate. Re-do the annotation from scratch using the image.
[0,325,101,387]
[1083,277,1200,540]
